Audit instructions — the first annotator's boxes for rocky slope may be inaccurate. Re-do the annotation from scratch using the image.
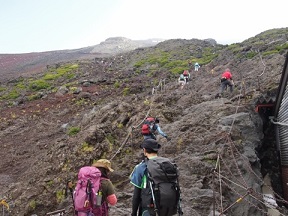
[0,28,288,215]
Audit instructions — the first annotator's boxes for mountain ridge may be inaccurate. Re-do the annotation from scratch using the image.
[0,37,164,81]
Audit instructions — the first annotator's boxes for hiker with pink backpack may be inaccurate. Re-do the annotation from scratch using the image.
[73,159,117,216]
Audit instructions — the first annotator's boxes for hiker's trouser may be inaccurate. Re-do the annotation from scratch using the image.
[221,79,233,93]
[184,77,189,83]
[143,134,156,140]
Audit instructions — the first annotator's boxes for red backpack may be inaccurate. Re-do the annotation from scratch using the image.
[141,117,156,135]
[183,70,189,76]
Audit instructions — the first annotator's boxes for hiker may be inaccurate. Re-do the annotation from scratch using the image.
[188,60,193,72]
[130,139,182,216]
[220,68,234,95]
[73,159,117,216]
[194,62,200,71]
[178,74,186,90]
[92,159,117,213]
[183,70,190,84]
[142,117,170,141]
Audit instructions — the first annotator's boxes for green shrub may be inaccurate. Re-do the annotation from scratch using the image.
[134,60,146,68]
[29,200,36,209]
[27,94,40,101]
[123,87,130,96]
[81,142,94,152]
[114,81,120,88]
[262,50,279,56]
[276,43,288,52]
[117,123,124,129]
[246,51,257,59]
[29,79,51,91]
[0,86,6,92]
[66,73,75,79]
[15,82,26,89]
[106,134,115,145]
[75,98,89,106]
[68,126,80,135]
[1,89,20,99]
[56,190,65,203]
[46,180,54,187]
[43,73,60,80]
[44,64,78,81]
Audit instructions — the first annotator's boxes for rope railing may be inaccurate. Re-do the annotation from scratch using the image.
[109,80,158,161]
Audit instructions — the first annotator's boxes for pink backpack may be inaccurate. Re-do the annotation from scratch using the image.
[74,166,104,216]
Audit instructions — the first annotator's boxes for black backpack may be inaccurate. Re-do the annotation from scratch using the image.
[142,157,183,216]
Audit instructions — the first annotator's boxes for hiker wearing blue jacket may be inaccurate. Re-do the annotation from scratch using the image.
[130,139,161,216]
[194,62,200,71]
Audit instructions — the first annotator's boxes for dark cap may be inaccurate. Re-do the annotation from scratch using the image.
[140,138,161,151]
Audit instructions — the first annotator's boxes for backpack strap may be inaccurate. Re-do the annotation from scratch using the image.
[144,158,159,214]
[85,179,93,208]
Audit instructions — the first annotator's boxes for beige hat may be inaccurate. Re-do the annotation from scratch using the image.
[92,159,114,172]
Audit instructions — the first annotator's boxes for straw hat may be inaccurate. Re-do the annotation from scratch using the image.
[92,159,114,172]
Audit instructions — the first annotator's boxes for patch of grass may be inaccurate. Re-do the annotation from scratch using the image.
[44,64,78,81]
[246,51,257,59]
[0,86,6,92]
[170,66,187,75]
[276,43,288,52]
[144,99,151,106]
[106,134,115,145]
[67,126,80,136]
[134,59,146,68]
[27,93,41,101]
[227,43,240,50]
[43,73,60,80]
[123,87,130,96]
[105,134,115,151]
[68,86,78,93]
[177,138,183,150]
[74,98,89,106]
[1,89,20,99]
[114,81,120,88]
[81,142,94,152]
[15,82,26,89]
[65,81,77,88]
[56,189,65,203]
[29,79,51,91]
[117,123,124,129]
[29,200,36,210]
[46,180,54,187]
[262,50,279,56]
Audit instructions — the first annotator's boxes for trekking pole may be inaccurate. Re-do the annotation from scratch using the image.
[146,172,159,216]
[66,181,76,211]
[176,180,184,215]
[148,180,159,216]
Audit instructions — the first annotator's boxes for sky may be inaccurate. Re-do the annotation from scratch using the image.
[0,0,287,54]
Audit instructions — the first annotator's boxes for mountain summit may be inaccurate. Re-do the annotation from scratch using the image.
[91,37,164,54]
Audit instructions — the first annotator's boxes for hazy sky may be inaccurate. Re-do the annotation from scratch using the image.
[1,0,287,54]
